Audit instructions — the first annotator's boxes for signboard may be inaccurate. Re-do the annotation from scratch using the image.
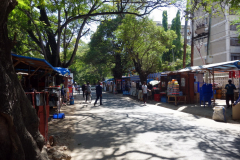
[229,71,236,78]
[181,78,185,87]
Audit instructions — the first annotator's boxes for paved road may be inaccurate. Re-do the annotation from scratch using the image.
[70,92,240,160]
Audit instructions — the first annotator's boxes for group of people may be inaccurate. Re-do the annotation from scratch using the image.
[81,82,103,106]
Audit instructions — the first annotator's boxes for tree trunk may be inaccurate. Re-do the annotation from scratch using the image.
[112,53,123,79]
[132,59,148,84]
[0,1,45,160]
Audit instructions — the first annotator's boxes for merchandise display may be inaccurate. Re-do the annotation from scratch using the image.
[167,79,180,95]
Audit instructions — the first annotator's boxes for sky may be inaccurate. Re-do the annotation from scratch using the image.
[82,6,185,43]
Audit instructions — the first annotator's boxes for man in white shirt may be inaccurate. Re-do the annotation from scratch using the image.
[142,81,150,105]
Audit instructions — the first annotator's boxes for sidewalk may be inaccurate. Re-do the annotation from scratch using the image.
[118,93,240,124]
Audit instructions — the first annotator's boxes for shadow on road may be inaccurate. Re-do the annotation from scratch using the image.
[68,92,240,159]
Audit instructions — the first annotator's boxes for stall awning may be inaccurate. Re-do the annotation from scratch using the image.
[122,76,130,79]
[54,67,70,76]
[130,76,140,81]
[107,78,114,81]
[148,73,162,79]
[178,60,240,72]
[12,54,60,74]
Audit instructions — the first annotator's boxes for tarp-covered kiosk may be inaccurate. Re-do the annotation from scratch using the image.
[12,53,62,142]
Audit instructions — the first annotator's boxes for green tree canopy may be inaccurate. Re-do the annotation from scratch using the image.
[84,17,132,79]
[8,0,176,67]
[115,15,177,83]
[162,11,168,31]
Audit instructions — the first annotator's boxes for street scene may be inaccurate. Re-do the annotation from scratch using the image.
[67,92,240,160]
[2,0,240,160]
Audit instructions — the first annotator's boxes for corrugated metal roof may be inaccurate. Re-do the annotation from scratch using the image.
[178,60,240,72]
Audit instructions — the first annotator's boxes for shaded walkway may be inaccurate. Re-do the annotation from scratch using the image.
[69,92,240,160]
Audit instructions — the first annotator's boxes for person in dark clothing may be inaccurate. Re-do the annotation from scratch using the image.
[82,84,86,98]
[94,81,103,106]
[147,83,153,90]
[225,79,236,108]
[147,83,153,100]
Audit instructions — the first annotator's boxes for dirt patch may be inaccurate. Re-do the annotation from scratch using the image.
[46,94,81,159]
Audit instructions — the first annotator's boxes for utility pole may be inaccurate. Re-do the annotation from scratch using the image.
[191,13,194,66]
[207,9,212,58]
[183,12,188,68]
[205,9,212,84]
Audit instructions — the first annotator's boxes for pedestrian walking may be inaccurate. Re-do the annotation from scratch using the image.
[94,81,103,106]
[82,84,86,98]
[225,79,236,108]
[142,81,150,105]
[85,82,91,103]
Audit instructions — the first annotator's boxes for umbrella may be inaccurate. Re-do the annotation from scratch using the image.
[149,80,160,86]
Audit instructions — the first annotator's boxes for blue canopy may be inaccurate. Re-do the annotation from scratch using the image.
[107,78,114,81]
[12,53,60,74]
[54,67,70,76]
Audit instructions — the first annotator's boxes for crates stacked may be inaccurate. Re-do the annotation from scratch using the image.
[216,89,222,99]
[221,89,226,99]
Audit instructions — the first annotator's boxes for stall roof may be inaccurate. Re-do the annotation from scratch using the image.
[178,60,240,72]
[54,67,70,76]
[12,54,60,74]
[106,78,114,81]
[122,76,130,79]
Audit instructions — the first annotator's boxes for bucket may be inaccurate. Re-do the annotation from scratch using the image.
[70,96,74,105]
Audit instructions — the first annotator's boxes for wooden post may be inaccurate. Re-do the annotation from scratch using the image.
[213,68,215,107]
[209,70,211,84]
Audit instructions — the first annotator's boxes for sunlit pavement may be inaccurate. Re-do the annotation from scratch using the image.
[70,92,240,160]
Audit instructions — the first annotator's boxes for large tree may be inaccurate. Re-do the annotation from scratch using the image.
[162,10,168,31]
[0,0,45,159]
[69,41,112,84]
[85,17,132,80]
[8,0,174,67]
[115,15,176,83]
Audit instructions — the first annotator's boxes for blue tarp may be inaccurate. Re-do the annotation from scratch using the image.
[54,67,70,76]
[12,53,60,73]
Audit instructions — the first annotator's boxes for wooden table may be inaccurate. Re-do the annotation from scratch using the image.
[167,95,187,106]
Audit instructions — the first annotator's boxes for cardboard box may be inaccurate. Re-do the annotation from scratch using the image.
[232,103,240,120]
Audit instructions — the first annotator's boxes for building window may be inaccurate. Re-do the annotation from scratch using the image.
[230,37,240,46]
[231,53,240,60]
[230,24,239,31]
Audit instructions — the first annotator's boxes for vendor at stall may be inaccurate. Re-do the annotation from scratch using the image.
[225,79,236,108]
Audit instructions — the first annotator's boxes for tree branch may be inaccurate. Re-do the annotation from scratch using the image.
[65,18,89,67]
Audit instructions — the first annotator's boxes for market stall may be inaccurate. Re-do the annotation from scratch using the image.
[160,72,195,105]
[12,53,63,142]
[178,60,240,107]
[106,78,114,92]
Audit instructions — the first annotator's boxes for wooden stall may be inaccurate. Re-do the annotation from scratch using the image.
[160,72,195,105]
